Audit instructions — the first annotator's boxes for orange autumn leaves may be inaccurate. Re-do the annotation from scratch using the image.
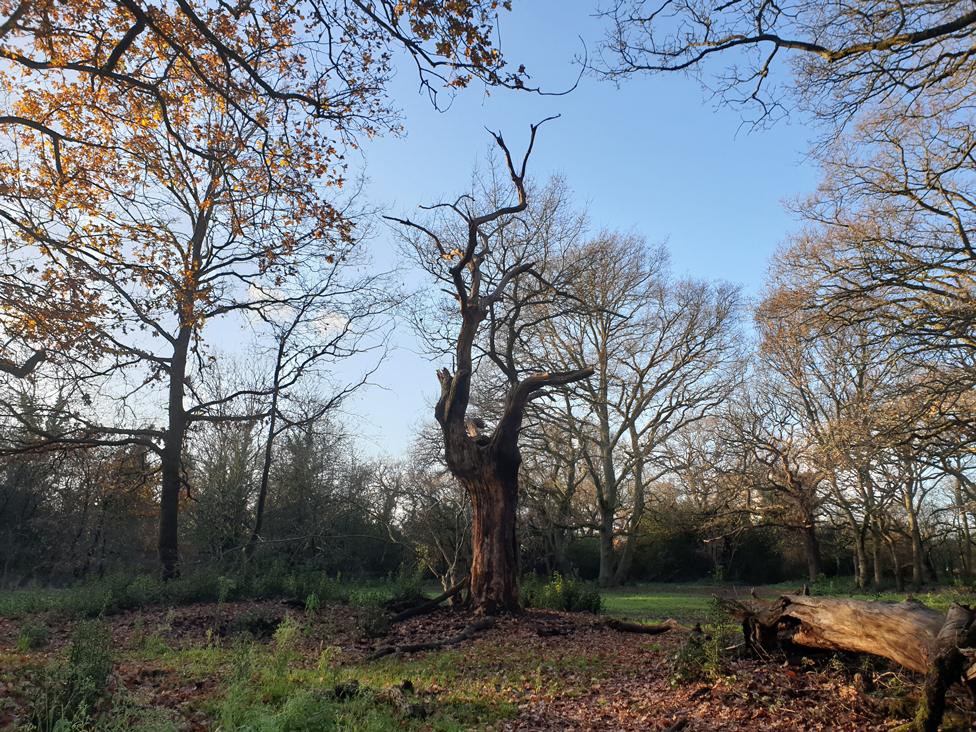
[0,0,515,363]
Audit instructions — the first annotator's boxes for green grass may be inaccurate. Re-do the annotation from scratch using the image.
[600,578,976,624]
[118,619,605,731]
[8,575,972,730]
[601,583,717,623]
[0,568,427,619]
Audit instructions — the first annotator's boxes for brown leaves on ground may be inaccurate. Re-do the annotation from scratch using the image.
[378,608,899,730]
[0,601,942,730]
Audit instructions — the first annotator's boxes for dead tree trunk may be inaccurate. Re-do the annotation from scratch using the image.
[729,594,976,731]
[467,470,519,612]
[391,118,593,615]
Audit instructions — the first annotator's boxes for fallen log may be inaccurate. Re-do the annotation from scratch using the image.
[604,617,678,635]
[390,577,469,623]
[368,618,494,660]
[723,594,976,731]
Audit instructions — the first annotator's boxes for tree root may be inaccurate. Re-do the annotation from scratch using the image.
[368,618,494,661]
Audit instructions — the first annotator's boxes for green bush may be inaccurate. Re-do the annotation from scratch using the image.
[125,575,164,607]
[217,575,239,604]
[522,573,603,614]
[631,525,712,582]
[0,568,425,621]
[384,568,426,610]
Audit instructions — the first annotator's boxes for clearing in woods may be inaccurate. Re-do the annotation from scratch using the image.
[2,578,971,731]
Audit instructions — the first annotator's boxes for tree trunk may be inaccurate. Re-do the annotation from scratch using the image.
[871,526,883,588]
[598,506,616,587]
[465,470,519,614]
[853,531,868,590]
[159,329,190,580]
[245,337,285,561]
[613,430,646,586]
[907,502,926,588]
[613,529,638,585]
[801,520,823,582]
[731,595,976,732]
[409,123,593,616]
[955,478,973,582]
[159,207,209,581]
[902,472,928,589]
[885,533,904,592]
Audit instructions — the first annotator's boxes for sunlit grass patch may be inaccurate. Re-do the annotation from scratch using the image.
[601,584,715,623]
[202,633,529,730]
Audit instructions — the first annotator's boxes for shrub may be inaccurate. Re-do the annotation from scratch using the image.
[217,575,238,604]
[522,573,603,614]
[304,592,321,616]
[125,575,164,607]
[565,538,602,580]
[61,583,114,618]
[384,569,426,610]
[268,616,303,682]
[166,571,221,605]
[668,602,739,686]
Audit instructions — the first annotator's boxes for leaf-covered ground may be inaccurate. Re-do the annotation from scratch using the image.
[4,596,968,731]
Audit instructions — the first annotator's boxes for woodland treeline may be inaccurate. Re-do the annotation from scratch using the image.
[1,0,975,605]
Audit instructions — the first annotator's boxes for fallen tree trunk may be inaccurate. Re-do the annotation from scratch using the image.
[368,618,494,661]
[724,594,976,731]
[390,578,469,623]
[604,618,678,635]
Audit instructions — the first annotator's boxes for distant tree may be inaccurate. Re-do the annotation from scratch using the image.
[780,113,976,382]
[388,442,472,594]
[244,255,396,561]
[540,234,742,586]
[519,395,590,578]
[0,53,366,577]
[725,385,827,582]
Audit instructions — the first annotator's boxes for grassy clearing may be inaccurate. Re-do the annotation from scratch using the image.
[205,618,525,731]
[0,571,614,730]
[1,603,615,731]
[601,577,976,625]
[4,575,973,730]
[601,583,717,623]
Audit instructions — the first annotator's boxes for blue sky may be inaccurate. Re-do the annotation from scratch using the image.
[340,1,821,457]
